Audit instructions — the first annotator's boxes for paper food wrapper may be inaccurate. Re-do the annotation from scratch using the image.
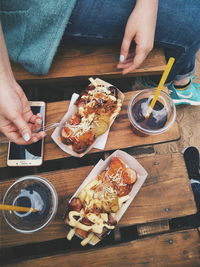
[67,150,148,245]
[51,78,124,157]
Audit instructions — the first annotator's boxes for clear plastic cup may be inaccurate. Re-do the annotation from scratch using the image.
[128,89,176,137]
[2,176,58,234]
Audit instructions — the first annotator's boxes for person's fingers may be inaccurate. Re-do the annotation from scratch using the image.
[11,114,33,142]
[122,46,149,74]
[117,57,134,69]
[29,114,43,125]
[22,106,42,125]
[3,129,31,145]
[4,130,46,145]
[119,33,133,63]
[30,131,46,143]
[3,131,27,145]
[2,123,18,132]
[6,114,42,134]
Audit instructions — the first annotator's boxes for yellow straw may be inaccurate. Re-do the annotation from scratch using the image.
[0,204,38,213]
[145,57,175,118]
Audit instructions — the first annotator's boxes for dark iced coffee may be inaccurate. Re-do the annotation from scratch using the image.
[128,89,176,137]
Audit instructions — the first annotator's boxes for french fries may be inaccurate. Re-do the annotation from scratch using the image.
[65,157,138,246]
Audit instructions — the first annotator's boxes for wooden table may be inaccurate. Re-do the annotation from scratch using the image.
[0,87,199,266]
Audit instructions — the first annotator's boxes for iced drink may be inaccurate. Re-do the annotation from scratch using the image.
[128,89,176,137]
[13,183,51,222]
[3,176,58,233]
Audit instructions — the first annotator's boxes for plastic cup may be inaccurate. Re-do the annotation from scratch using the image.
[128,89,176,137]
[2,176,58,234]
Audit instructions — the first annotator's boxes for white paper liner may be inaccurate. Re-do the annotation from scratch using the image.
[67,150,148,245]
[51,78,125,157]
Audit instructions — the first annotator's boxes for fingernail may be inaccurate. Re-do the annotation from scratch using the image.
[23,133,31,142]
[119,55,125,62]
[37,113,42,117]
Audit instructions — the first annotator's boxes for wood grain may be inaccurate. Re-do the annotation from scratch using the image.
[0,153,196,248]
[4,229,200,267]
[11,44,166,81]
[0,91,180,168]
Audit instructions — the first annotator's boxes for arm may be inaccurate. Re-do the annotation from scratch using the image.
[117,0,158,74]
[0,24,45,144]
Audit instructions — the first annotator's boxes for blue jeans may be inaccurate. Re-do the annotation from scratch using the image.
[63,0,200,84]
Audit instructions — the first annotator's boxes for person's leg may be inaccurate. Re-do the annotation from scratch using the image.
[154,0,200,84]
[65,0,200,82]
[64,0,200,104]
[144,0,200,105]
[63,0,136,44]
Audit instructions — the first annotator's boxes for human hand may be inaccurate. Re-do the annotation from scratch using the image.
[117,0,158,74]
[0,81,46,145]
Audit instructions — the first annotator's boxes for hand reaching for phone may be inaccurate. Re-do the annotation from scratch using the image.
[117,0,158,74]
[0,80,46,145]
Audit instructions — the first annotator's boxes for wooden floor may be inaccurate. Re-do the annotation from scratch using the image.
[134,50,200,155]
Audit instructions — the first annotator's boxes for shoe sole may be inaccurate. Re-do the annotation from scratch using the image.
[181,146,200,173]
[173,99,200,105]
[181,146,200,158]
[181,147,190,154]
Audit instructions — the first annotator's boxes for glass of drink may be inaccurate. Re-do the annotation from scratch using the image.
[128,89,176,137]
[2,176,58,233]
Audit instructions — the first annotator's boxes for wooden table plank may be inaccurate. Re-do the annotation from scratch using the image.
[0,153,196,248]
[12,44,166,81]
[3,229,200,267]
[0,91,180,168]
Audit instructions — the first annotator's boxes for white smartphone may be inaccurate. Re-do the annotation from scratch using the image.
[7,101,46,167]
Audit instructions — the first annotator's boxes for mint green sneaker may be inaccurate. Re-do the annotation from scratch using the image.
[168,76,200,106]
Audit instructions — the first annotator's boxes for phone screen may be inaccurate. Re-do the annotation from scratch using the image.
[8,105,45,162]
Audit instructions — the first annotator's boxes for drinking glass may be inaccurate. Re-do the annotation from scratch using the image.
[2,176,58,233]
[128,89,176,137]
